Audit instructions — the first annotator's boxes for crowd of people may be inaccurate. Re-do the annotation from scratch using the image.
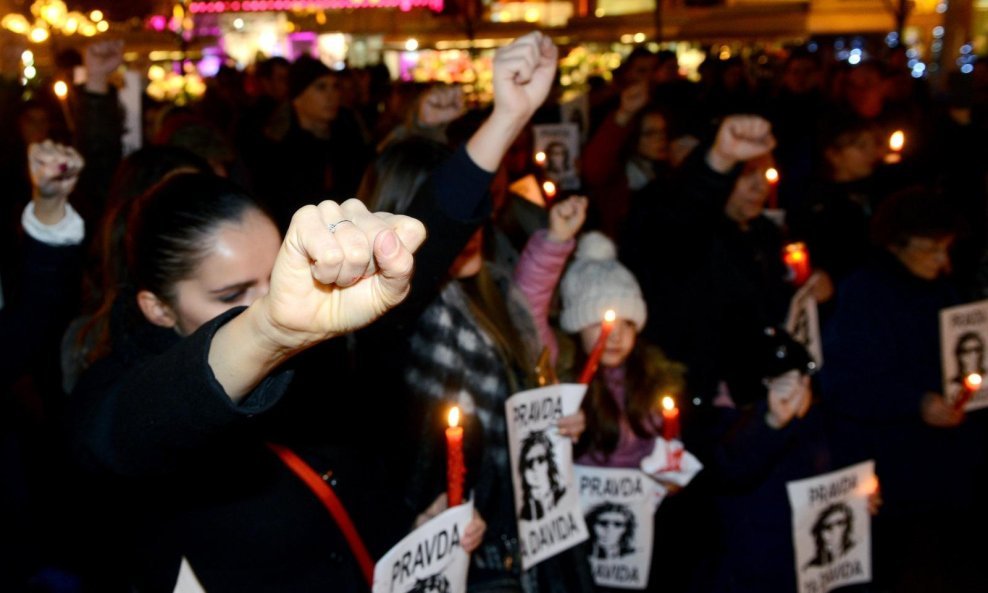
[2,28,988,593]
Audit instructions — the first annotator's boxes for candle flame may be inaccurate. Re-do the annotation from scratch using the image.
[860,475,880,496]
[784,242,807,263]
[448,406,460,428]
[889,130,905,152]
[765,167,779,184]
[53,80,68,99]
[535,151,546,165]
[964,373,982,391]
[542,180,556,196]
[604,309,616,323]
[661,395,676,411]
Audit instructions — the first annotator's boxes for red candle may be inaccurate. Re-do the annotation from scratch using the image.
[765,167,780,210]
[579,309,616,384]
[660,395,682,471]
[783,242,812,287]
[660,395,680,442]
[542,179,557,201]
[446,406,465,507]
[954,373,982,411]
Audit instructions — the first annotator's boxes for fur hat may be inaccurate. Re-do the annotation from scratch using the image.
[560,231,647,333]
[288,55,333,100]
[759,326,816,378]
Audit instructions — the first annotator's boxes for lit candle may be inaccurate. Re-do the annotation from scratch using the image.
[579,309,616,384]
[765,167,780,209]
[954,373,982,411]
[542,179,557,201]
[446,406,465,507]
[885,130,905,164]
[660,395,682,471]
[783,242,812,287]
[534,151,547,166]
[53,80,75,134]
[660,395,680,442]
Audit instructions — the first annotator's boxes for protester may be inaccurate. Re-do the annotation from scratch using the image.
[707,327,830,592]
[515,206,688,590]
[65,172,437,591]
[581,81,676,238]
[1,141,86,591]
[820,188,986,592]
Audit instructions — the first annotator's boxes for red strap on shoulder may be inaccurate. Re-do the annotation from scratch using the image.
[266,442,374,587]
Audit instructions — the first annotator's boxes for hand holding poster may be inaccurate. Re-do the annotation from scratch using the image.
[786,276,823,370]
[373,501,474,593]
[505,383,589,569]
[939,299,988,411]
[786,461,876,593]
[575,466,666,590]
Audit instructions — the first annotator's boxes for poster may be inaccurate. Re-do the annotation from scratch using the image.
[786,278,823,370]
[575,466,665,590]
[532,123,581,191]
[373,501,474,593]
[505,383,589,569]
[786,461,875,593]
[559,92,590,145]
[939,299,988,411]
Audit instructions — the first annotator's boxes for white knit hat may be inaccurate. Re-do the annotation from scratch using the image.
[560,231,647,333]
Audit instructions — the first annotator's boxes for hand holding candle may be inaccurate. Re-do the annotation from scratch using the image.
[446,406,465,507]
[579,309,616,384]
[783,242,812,287]
[954,373,982,411]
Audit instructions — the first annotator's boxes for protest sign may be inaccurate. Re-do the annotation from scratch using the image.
[505,383,589,569]
[575,466,665,589]
[373,502,474,593]
[939,299,988,410]
[786,461,875,593]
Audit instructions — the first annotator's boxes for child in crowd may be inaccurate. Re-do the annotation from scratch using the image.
[514,198,689,591]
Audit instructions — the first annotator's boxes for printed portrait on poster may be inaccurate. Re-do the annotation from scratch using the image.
[575,465,666,590]
[506,383,589,570]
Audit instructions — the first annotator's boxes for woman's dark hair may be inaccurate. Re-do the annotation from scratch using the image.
[126,172,266,303]
[360,136,452,214]
[575,341,685,460]
[76,147,212,368]
[870,186,963,249]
